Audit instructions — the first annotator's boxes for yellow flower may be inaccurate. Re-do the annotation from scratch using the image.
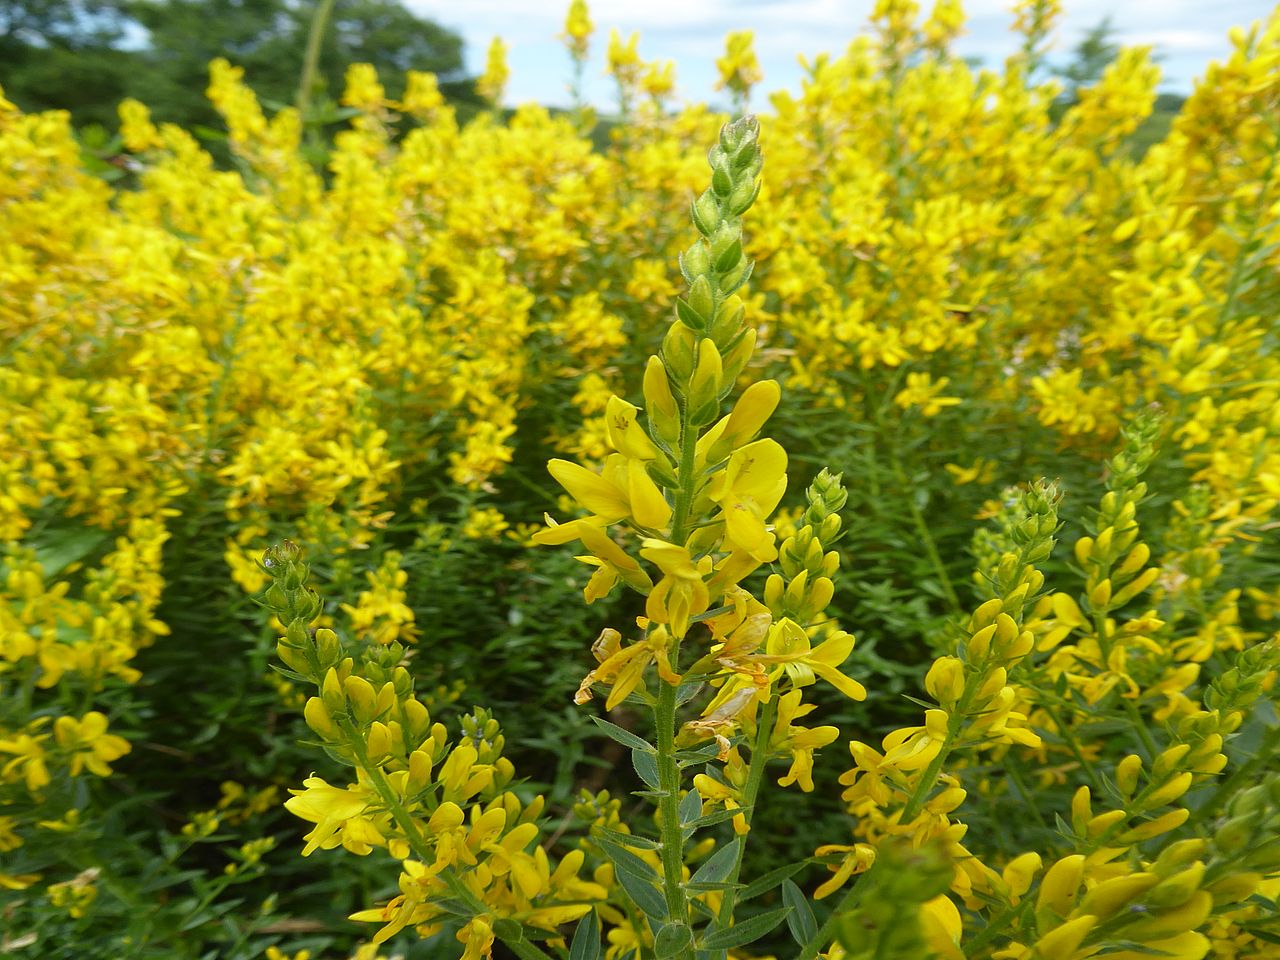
[708,439,788,562]
[477,37,509,104]
[769,690,839,792]
[284,776,380,856]
[894,372,962,417]
[561,0,593,60]
[457,917,496,960]
[640,539,713,638]
[715,31,763,100]
[52,711,131,778]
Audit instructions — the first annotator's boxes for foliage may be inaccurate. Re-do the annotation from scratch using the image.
[2,1,1280,958]
[0,0,478,132]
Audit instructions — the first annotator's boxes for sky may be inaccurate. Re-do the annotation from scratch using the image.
[406,0,1277,110]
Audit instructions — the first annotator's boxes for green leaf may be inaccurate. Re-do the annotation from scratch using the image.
[699,906,791,951]
[654,923,695,959]
[33,527,109,577]
[674,741,724,765]
[782,880,818,946]
[633,748,661,789]
[686,806,750,832]
[1094,942,1180,955]
[593,715,655,752]
[675,681,705,706]
[739,861,808,901]
[679,789,703,825]
[569,910,602,960]
[594,826,661,851]
[595,837,660,883]
[618,868,669,922]
[690,839,740,886]
[683,880,744,894]
[491,918,524,942]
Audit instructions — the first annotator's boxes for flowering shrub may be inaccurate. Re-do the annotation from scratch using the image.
[1,1,1279,958]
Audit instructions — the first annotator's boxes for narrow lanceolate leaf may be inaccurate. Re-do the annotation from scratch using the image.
[683,879,744,894]
[569,909,602,960]
[689,838,740,886]
[633,747,661,789]
[782,880,818,946]
[685,806,750,832]
[698,906,791,951]
[594,826,661,850]
[679,787,703,826]
[592,715,655,752]
[738,861,809,901]
[617,868,669,921]
[595,836,660,883]
[491,918,523,942]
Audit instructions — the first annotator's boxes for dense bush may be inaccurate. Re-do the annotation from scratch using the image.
[1,1,1278,957]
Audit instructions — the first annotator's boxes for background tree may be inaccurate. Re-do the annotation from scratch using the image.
[1054,15,1121,99]
[1,0,135,127]
[0,0,479,133]
[1050,16,1185,156]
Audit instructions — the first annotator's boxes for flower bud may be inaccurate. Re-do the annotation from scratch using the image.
[343,675,378,724]
[304,697,340,740]
[662,323,697,384]
[1076,873,1159,919]
[365,721,392,762]
[1118,808,1189,842]
[1115,754,1143,798]
[1002,852,1042,898]
[1037,854,1085,923]
[1145,862,1204,908]
[1121,891,1212,940]
[1033,915,1097,959]
[687,339,723,423]
[925,657,965,706]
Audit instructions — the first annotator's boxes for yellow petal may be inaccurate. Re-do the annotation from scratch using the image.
[547,459,629,520]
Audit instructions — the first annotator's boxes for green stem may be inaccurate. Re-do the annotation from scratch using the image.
[1040,700,1105,794]
[964,900,1030,957]
[1004,761,1050,832]
[716,694,778,926]
[669,411,701,547]
[296,0,337,118]
[890,444,961,616]
[655,678,692,944]
[900,679,979,823]
[1122,698,1158,759]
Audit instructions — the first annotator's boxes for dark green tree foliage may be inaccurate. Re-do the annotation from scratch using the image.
[0,0,476,132]
[1,0,134,127]
[1054,15,1121,97]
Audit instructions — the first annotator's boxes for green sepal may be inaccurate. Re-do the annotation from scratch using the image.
[676,296,708,331]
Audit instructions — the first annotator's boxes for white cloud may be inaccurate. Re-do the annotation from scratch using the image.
[405,0,1276,107]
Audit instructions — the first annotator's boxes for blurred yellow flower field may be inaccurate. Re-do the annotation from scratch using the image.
[1,1,1279,957]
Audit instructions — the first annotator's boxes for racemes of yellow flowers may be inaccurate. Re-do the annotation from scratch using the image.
[3,0,1280,956]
